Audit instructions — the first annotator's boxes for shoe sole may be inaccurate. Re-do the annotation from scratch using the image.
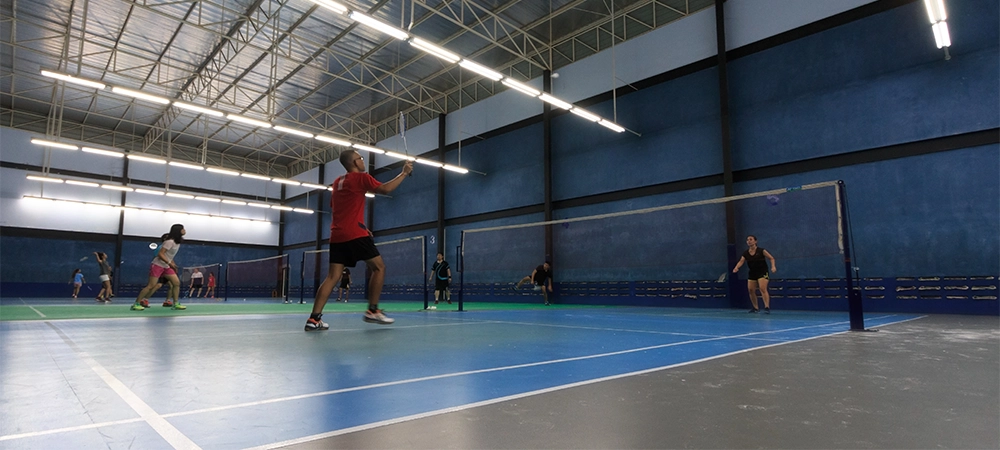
[363,317,394,325]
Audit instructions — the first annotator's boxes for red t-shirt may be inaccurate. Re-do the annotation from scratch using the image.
[329,172,381,243]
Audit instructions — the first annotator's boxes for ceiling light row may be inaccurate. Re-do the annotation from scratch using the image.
[24,174,315,213]
[38,72,473,172]
[303,0,627,134]
[22,195,273,223]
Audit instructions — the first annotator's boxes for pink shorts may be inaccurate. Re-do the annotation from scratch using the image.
[150,265,177,279]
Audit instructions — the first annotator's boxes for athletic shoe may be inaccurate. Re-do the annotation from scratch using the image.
[544,302,550,306]
[96,297,104,302]
[140,299,150,308]
[363,309,394,325]
[304,316,329,331]
[433,300,439,304]
[748,308,759,313]
[162,300,173,307]
[172,304,187,310]
[130,303,145,311]
[447,300,452,304]
[764,307,770,314]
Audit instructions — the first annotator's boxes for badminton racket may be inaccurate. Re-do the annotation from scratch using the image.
[399,112,412,177]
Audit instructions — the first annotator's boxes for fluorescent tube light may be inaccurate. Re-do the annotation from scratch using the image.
[348,11,409,40]
[315,135,353,146]
[31,139,78,151]
[442,165,469,174]
[165,192,195,199]
[932,21,951,48]
[207,167,240,176]
[365,192,376,198]
[194,196,222,202]
[274,125,314,138]
[501,79,540,97]
[383,151,416,161]
[169,161,205,170]
[221,199,247,206]
[101,185,134,192]
[309,0,348,14]
[414,158,443,168]
[410,38,460,63]
[301,183,329,190]
[135,189,165,196]
[240,173,272,181]
[272,178,302,186]
[292,208,315,214]
[111,87,170,104]
[352,144,386,154]
[82,147,124,157]
[26,175,64,183]
[173,101,224,117]
[227,114,272,128]
[127,154,167,164]
[570,107,601,122]
[538,93,572,110]
[40,71,106,90]
[270,205,294,211]
[924,0,947,23]
[247,202,272,208]
[65,180,99,187]
[598,119,626,133]
[459,60,503,81]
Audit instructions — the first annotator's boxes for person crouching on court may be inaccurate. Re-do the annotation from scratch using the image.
[132,224,187,311]
[305,149,413,331]
[514,262,554,306]
[731,235,777,314]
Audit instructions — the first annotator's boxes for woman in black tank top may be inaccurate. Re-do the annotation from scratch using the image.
[731,235,777,313]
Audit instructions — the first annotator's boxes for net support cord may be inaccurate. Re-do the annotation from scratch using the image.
[464,181,841,235]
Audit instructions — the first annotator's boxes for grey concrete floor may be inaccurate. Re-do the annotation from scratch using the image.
[283,314,999,449]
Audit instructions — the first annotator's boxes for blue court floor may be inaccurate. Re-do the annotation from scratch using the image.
[0,307,919,449]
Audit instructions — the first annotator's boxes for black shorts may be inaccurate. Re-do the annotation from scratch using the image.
[339,279,351,289]
[329,236,380,267]
[748,271,769,281]
[192,281,203,288]
[434,278,450,291]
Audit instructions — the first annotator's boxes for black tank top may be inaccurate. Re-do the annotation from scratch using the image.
[742,248,768,274]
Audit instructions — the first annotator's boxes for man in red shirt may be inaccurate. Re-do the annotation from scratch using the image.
[306,149,413,331]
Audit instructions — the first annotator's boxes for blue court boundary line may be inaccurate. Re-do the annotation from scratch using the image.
[0,313,923,445]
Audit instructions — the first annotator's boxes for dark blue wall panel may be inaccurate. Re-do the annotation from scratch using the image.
[553,68,722,200]
[728,1,999,170]
[444,124,544,218]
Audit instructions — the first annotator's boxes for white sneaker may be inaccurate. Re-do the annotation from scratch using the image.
[363,309,394,325]
[304,316,329,331]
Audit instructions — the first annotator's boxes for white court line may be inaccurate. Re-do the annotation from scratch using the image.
[18,298,46,317]
[43,323,202,450]
[249,314,928,450]
[0,314,924,444]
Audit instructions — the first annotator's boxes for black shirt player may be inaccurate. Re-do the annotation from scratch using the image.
[732,235,777,313]
[514,261,554,306]
[430,253,452,304]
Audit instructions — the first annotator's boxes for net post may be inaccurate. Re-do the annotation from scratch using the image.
[422,236,429,310]
[223,263,229,302]
[300,253,305,304]
[839,181,865,331]
[458,235,464,312]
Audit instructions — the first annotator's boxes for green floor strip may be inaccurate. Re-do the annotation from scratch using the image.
[0,301,604,321]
